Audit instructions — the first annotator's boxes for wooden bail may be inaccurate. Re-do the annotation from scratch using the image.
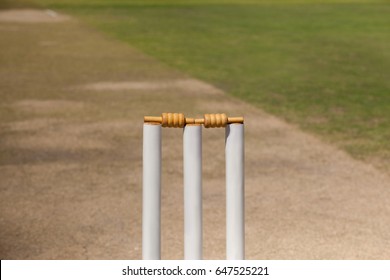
[144,113,244,128]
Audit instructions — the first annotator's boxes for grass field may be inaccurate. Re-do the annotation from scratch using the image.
[3,0,390,169]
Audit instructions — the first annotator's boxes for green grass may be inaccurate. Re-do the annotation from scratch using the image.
[5,0,390,168]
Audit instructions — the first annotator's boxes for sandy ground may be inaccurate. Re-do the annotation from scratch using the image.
[0,10,389,260]
[0,9,70,23]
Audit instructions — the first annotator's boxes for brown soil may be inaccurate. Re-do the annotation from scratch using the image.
[0,9,70,23]
[81,79,223,95]
[13,100,85,114]
[0,10,389,260]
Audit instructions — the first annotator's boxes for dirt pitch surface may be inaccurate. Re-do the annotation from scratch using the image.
[1,10,390,260]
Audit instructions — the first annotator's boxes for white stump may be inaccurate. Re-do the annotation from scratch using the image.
[142,123,162,260]
[183,124,203,260]
[225,123,245,260]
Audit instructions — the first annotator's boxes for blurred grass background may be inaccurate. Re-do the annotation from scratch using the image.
[1,0,389,169]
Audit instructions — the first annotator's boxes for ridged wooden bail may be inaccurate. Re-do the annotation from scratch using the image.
[162,113,185,128]
[145,113,243,127]
[204,113,228,128]
[204,114,210,128]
